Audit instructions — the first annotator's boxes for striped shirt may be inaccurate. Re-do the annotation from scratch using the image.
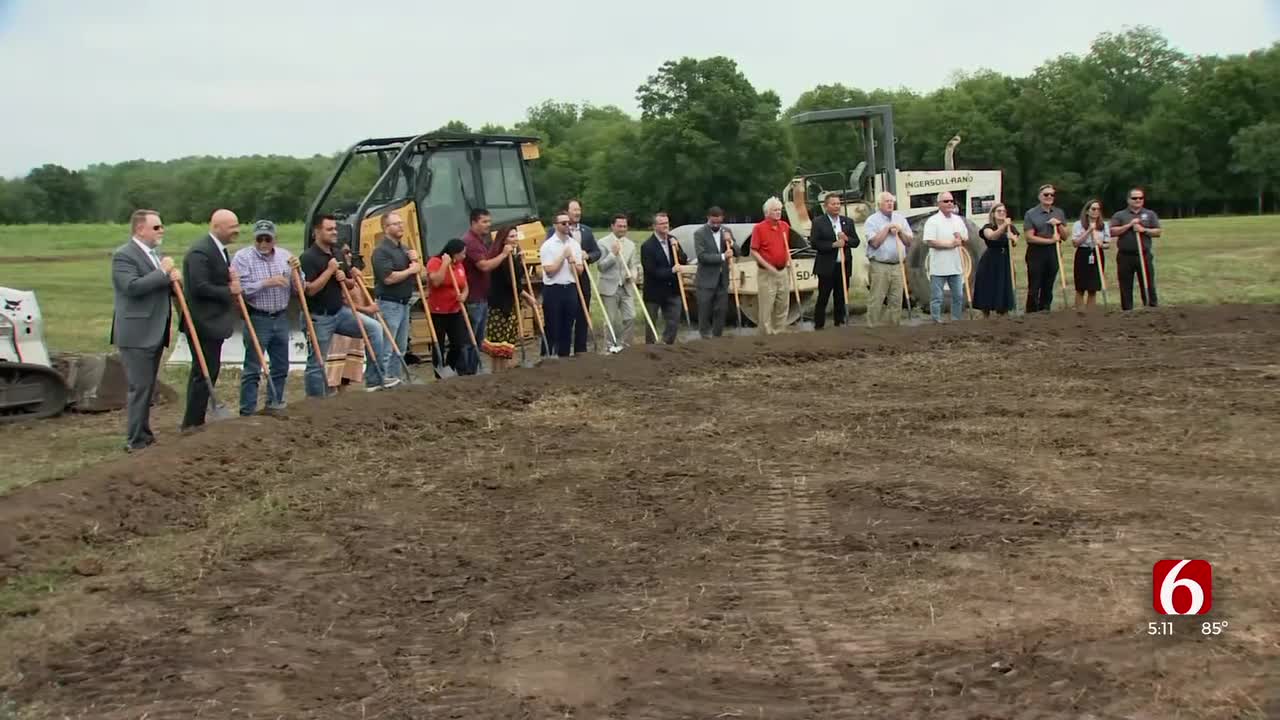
[231,245,293,313]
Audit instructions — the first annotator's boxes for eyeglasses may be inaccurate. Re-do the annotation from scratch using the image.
[152,224,164,230]
[255,236,274,243]
[1130,196,1145,201]
[940,199,955,204]
[1041,192,1055,198]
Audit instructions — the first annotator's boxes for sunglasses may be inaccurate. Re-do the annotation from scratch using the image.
[255,236,274,243]
[940,199,955,204]
[1130,196,1145,201]
[1041,192,1055,198]
[152,224,164,230]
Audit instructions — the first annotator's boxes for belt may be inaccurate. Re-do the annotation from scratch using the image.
[376,295,411,305]
[248,306,287,317]
[310,307,342,317]
[870,259,900,265]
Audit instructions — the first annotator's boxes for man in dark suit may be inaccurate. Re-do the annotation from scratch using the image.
[810,193,861,329]
[693,206,735,339]
[111,209,182,452]
[639,211,689,345]
[179,208,242,430]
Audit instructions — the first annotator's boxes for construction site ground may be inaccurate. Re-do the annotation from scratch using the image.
[0,304,1277,719]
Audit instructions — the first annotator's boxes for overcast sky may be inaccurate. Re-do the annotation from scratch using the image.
[0,0,1277,178]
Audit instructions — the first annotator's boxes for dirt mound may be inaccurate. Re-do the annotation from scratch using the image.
[1,304,1278,719]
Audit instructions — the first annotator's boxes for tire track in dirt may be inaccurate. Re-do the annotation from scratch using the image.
[734,469,871,717]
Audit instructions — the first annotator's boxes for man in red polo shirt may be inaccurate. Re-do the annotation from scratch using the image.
[462,207,514,371]
[750,196,792,335]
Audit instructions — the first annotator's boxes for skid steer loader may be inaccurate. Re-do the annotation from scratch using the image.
[1,287,164,422]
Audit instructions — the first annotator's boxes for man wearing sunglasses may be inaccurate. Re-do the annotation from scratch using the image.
[230,219,292,415]
[1110,188,1162,310]
[1022,184,1067,312]
[111,209,182,452]
[922,192,969,322]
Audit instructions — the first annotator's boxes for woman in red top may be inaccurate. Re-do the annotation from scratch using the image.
[426,238,475,375]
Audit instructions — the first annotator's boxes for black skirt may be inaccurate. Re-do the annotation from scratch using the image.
[1073,246,1105,292]
[972,245,1015,312]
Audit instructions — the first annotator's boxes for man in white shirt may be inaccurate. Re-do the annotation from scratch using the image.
[922,192,969,322]
[862,191,914,327]
[539,211,585,357]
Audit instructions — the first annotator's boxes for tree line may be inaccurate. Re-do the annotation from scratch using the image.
[2,26,1277,228]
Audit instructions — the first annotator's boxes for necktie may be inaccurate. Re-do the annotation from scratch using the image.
[222,247,230,265]
[149,249,161,269]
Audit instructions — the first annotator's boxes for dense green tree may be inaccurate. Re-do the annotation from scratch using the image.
[1229,121,1280,214]
[25,164,93,222]
[633,56,794,223]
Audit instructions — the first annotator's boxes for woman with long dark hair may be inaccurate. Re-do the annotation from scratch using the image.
[1072,199,1109,308]
[972,203,1019,316]
[425,238,475,375]
[482,225,537,372]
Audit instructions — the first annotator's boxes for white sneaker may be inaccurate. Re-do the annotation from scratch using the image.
[365,384,383,393]
[382,377,403,390]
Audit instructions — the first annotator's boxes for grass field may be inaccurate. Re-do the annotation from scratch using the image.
[2,216,1277,353]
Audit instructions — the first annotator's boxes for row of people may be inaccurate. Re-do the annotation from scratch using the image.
[109,186,1163,451]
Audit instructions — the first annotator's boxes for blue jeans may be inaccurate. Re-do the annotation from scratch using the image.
[239,310,290,415]
[930,274,965,322]
[302,306,387,397]
[465,301,488,367]
[377,299,411,380]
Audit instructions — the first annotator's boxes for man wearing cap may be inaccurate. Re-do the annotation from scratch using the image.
[371,211,421,380]
[230,220,292,415]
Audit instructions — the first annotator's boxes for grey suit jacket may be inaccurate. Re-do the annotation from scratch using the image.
[595,234,641,296]
[110,239,173,350]
[694,224,732,291]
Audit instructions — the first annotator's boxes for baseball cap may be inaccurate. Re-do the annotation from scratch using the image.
[253,219,277,239]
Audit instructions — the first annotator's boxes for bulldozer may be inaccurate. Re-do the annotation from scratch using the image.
[303,131,549,362]
[1,287,150,422]
[671,104,1002,325]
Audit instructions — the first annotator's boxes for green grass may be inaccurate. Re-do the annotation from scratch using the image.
[1,217,1276,353]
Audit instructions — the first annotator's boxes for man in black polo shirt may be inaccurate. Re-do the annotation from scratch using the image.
[1022,184,1067,312]
[371,211,420,381]
[1110,187,1163,310]
[291,214,393,398]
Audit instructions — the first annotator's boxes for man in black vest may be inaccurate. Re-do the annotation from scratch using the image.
[180,208,241,430]
[810,193,860,329]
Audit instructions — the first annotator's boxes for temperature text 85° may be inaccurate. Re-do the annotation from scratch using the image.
[1201,621,1229,635]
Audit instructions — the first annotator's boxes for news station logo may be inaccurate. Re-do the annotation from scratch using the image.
[1152,559,1213,615]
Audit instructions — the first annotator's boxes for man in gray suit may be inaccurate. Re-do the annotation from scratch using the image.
[111,209,181,452]
[693,206,734,339]
[595,213,641,349]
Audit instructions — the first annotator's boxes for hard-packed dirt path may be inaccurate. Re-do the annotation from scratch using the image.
[1,305,1278,719]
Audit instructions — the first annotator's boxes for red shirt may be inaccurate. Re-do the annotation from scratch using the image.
[751,219,791,270]
[462,229,503,302]
[426,256,467,314]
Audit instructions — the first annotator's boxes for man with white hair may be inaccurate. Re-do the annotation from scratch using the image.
[750,196,792,334]
[922,192,968,322]
[863,191,913,327]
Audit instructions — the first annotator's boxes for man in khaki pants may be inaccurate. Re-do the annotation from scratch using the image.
[862,191,913,327]
[750,196,792,334]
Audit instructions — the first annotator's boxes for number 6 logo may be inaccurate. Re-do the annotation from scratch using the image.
[1152,559,1213,615]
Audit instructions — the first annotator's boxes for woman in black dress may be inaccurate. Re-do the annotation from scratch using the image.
[1071,198,1109,308]
[481,224,537,372]
[972,203,1019,316]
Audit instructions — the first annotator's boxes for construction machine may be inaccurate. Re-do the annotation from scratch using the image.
[672,105,1002,325]
[303,132,548,361]
[1,287,146,422]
